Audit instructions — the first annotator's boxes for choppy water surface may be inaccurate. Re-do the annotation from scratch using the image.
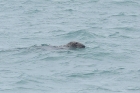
[0,0,140,93]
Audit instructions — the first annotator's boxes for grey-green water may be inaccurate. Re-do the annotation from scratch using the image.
[0,0,140,93]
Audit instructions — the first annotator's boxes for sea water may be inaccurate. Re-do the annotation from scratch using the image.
[0,0,140,93]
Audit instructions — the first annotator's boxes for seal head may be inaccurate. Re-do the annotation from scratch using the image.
[66,41,85,48]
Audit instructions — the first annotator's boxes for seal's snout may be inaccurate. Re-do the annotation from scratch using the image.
[80,44,85,48]
[78,44,85,48]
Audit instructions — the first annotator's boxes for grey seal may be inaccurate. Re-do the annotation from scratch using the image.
[63,41,85,48]
[39,41,85,50]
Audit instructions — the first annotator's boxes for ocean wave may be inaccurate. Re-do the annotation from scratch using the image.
[67,69,122,79]
[111,27,138,31]
[109,32,132,39]
[111,0,140,6]
[56,29,105,40]
[127,87,140,91]
[64,9,74,12]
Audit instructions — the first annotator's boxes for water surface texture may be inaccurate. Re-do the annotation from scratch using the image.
[0,0,140,93]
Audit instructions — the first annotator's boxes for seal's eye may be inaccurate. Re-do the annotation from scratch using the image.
[75,42,78,44]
